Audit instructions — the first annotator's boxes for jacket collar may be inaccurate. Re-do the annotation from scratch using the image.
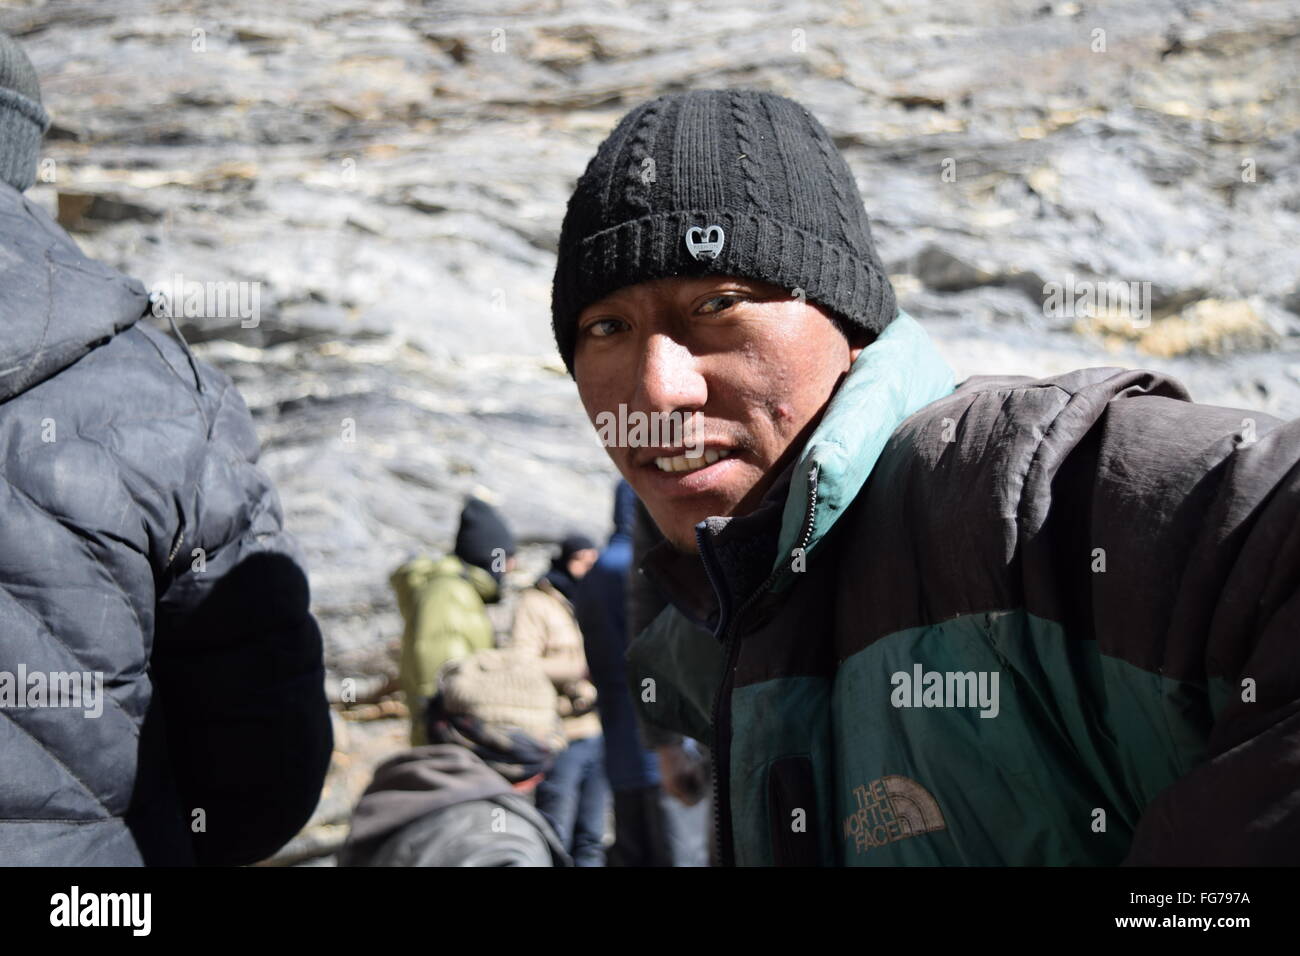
[772,310,956,577]
[641,457,795,632]
[640,311,955,633]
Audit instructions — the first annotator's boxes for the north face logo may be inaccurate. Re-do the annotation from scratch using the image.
[843,775,946,855]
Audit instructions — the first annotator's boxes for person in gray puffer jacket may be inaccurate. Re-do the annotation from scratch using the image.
[0,29,332,866]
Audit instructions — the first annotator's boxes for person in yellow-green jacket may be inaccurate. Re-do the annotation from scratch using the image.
[393,497,517,745]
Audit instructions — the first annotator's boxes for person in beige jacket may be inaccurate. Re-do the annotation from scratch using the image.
[510,534,608,865]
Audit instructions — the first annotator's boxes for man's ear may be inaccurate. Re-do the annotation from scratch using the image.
[847,326,876,363]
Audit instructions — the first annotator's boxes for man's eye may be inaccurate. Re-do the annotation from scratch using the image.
[583,317,625,338]
[697,294,747,315]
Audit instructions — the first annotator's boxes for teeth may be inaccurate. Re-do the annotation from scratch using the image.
[654,448,731,473]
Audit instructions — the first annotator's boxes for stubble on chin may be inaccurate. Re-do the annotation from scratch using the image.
[667,524,701,554]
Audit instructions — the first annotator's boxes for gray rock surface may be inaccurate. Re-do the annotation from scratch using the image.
[6,0,1298,863]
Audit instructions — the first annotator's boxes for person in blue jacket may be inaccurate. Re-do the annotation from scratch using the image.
[576,480,709,865]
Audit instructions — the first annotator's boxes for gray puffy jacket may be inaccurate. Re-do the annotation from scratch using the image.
[0,182,332,865]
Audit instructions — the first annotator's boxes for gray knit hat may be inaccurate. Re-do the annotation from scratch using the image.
[0,29,49,193]
[437,649,564,751]
[551,88,897,376]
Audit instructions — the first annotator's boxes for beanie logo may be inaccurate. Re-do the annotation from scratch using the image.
[684,225,726,261]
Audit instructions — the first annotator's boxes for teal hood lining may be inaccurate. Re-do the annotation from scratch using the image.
[774,310,956,571]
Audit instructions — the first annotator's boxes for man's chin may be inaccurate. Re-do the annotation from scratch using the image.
[640,489,759,554]
[632,465,770,554]
[664,526,700,554]
[639,501,704,554]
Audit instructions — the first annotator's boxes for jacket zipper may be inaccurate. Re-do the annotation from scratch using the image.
[695,521,732,867]
[701,461,820,867]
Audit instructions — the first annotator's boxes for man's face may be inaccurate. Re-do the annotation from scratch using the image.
[573,275,866,553]
[566,548,599,580]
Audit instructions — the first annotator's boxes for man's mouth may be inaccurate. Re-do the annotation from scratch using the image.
[632,444,745,502]
[653,448,734,473]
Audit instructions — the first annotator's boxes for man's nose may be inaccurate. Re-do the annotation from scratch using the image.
[633,332,707,416]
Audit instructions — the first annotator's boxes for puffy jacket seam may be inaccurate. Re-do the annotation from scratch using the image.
[0,709,115,814]
[0,476,151,687]
[204,375,240,443]
[0,571,141,699]
[42,245,145,287]
[131,324,209,429]
[5,401,208,599]
[202,379,267,501]
[5,247,57,397]
[0,587,139,738]
[172,376,252,571]
[0,581,140,729]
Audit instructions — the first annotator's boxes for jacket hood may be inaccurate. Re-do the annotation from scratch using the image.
[342,745,513,851]
[340,744,572,867]
[0,182,150,402]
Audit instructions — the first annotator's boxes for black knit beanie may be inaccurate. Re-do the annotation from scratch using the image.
[557,533,597,563]
[454,497,516,582]
[550,88,897,376]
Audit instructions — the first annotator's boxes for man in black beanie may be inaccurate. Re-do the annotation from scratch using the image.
[552,88,1300,866]
[454,496,519,584]
[0,28,332,865]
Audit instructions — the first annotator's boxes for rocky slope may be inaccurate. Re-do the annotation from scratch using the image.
[4,0,1298,863]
